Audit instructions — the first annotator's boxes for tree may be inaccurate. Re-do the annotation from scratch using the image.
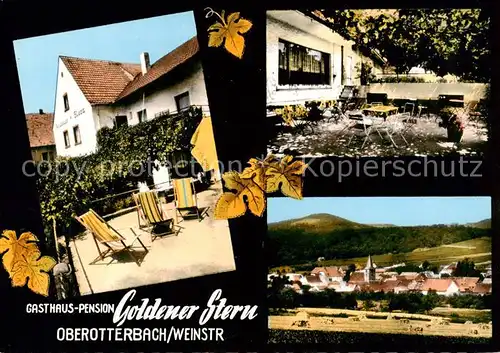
[453,258,482,278]
[316,9,490,82]
[343,263,357,282]
[362,299,375,311]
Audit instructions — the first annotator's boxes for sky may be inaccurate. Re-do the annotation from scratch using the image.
[268,197,491,226]
[13,11,197,114]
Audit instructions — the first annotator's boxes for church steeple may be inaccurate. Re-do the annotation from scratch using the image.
[364,255,376,282]
[365,255,374,269]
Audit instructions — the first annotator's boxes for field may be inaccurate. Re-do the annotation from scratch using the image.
[305,237,491,268]
[268,329,492,346]
[269,308,492,338]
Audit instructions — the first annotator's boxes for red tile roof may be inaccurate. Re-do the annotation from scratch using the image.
[60,36,199,106]
[116,36,199,101]
[421,278,455,292]
[359,281,393,292]
[25,113,55,147]
[305,275,323,284]
[61,56,141,105]
[348,272,366,284]
[311,266,344,277]
[472,282,492,294]
[454,277,480,292]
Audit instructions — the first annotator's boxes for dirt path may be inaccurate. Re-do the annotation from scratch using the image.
[441,244,477,249]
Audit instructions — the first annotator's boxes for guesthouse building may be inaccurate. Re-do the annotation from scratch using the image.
[266,10,385,106]
[52,36,213,188]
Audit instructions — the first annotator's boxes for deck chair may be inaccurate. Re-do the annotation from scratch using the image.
[75,209,149,266]
[134,191,182,241]
[172,178,206,222]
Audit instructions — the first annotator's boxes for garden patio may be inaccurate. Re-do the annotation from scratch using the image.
[267,111,488,158]
[67,181,236,295]
[267,97,488,158]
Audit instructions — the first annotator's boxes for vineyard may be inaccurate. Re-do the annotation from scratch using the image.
[269,308,492,338]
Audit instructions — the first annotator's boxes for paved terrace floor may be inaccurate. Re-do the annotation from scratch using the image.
[69,182,236,295]
[268,115,487,157]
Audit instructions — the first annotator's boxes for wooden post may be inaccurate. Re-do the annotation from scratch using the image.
[53,218,60,262]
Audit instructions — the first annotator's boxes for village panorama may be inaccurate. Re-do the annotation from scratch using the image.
[267,198,492,344]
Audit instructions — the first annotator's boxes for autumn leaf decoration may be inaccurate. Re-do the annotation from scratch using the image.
[214,155,307,219]
[0,230,56,296]
[207,9,253,59]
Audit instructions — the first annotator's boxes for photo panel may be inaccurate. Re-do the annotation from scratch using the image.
[13,9,236,299]
[265,7,491,196]
[267,196,494,350]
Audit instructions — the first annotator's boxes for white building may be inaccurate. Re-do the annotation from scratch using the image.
[266,10,385,106]
[52,36,212,188]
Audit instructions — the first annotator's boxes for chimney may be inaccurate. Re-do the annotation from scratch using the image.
[140,52,150,75]
[39,109,44,114]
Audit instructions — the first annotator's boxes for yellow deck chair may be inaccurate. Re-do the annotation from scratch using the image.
[172,178,206,221]
[134,191,182,241]
[75,209,149,266]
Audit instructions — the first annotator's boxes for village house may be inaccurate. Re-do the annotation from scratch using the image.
[472,282,492,296]
[25,110,56,162]
[305,274,328,289]
[328,281,359,293]
[420,278,461,296]
[266,10,385,106]
[438,263,457,277]
[283,257,492,297]
[52,36,213,189]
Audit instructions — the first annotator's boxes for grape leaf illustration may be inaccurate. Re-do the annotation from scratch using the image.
[11,250,56,297]
[240,154,277,190]
[0,230,56,296]
[208,11,253,59]
[214,171,266,219]
[266,155,308,199]
[0,230,39,275]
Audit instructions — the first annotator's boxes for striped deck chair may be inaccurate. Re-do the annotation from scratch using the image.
[172,178,206,221]
[75,209,149,266]
[134,191,182,241]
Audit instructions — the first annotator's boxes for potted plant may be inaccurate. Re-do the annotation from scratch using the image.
[438,107,465,143]
[355,61,377,86]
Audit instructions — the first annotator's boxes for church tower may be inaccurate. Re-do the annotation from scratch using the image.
[364,255,376,282]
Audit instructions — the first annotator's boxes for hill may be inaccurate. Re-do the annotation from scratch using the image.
[466,218,491,229]
[267,214,491,268]
[268,213,368,232]
[309,237,491,269]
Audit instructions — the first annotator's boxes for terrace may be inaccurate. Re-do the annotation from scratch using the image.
[68,181,236,295]
[267,94,488,157]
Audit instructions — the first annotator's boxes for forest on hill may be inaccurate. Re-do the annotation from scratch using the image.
[267,216,491,268]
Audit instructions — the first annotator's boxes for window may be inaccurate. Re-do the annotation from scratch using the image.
[63,93,70,112]
[137,109,147,123]
[115,115,128,128]
[63,130,70,148]
[73,125,81,145]
[175,92,191,112]
[41,151,54,161]
[278,39,331,86]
